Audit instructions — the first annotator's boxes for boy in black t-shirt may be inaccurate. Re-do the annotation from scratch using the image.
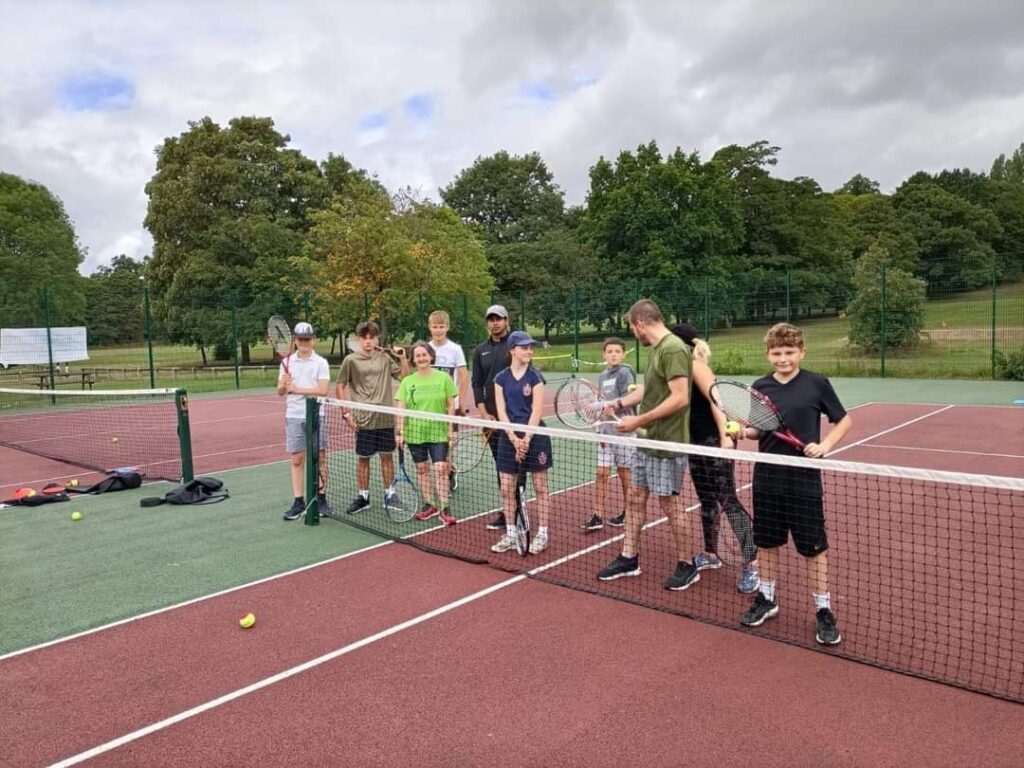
[738,323,853,646]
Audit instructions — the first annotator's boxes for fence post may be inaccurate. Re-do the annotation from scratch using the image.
[519,288,526,331]
[785,270,792,323]
[703,276,711,340]
[41,288,56,400]
[230,295,241,390]
[144,285,156,388]
[303,292,312,321]
[991,257,998,379]
[363,292,371,321]
[573,287,580,365]
[879,263,887,379]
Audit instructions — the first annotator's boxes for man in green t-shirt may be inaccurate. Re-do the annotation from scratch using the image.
[597,299,702,592]
[395,341,458,525]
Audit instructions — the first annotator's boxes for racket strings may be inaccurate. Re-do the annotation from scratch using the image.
[717,387,782,432]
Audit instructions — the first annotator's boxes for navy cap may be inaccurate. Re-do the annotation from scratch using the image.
[507,330,538,347]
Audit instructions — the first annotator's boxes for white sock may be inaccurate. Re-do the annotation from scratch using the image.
[814,592,831,611]
[538,526,548,537]
[359,489,369,499]
[386,484,395,495]
[506,525,517,537]
[760,580,776,603]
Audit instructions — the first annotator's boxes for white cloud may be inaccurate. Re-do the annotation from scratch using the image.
[1,0,1023,273]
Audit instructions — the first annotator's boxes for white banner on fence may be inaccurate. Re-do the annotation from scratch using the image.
[0,327,89,367]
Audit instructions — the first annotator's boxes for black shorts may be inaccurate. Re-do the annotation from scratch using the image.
[752,488,828,557]
[496,430,554,475]
[355,427,396,457]
[408,442,449,464]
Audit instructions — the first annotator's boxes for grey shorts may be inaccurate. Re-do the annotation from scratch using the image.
[286,417,326,454]
[597,440,635,469]
[631,452,687,496]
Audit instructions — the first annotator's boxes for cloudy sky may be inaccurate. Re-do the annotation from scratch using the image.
[3,0,1024,273]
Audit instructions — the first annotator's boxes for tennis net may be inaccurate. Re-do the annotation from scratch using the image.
[311,397,1024,702]
[0,387,194,482]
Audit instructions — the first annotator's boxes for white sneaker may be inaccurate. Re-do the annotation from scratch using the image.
[491,533,516,553]
[529,531,548,555]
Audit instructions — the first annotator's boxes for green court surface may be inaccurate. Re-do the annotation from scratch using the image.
[0,461,382,656]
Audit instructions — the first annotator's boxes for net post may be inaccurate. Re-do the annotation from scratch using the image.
[304,396,320,525]
[144,284,156,388]
[519,288,526,330]
[879,262,887,379]
[991,255,998,379]
[303,291,313,321]
[42,288,56,403]
[230,296,240,390]
[363,292,370,321]
[175,389,195,482]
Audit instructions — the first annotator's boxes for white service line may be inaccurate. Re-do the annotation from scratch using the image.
[47,575,526,768]
[855,444,1024,461]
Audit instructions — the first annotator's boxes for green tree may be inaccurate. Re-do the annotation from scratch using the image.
[297,188,493,341]
[837,174,881,195]
[0,172,85,322]
[846,241,926,350]
[144,116,327,363]
[84,255,145,346]
[990,142,1024,184]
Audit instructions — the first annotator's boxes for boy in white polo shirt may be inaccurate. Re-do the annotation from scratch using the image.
[277,322,332,520]
[427,310,472,490]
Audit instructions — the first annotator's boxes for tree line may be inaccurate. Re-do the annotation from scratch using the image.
[2,116,1023,358]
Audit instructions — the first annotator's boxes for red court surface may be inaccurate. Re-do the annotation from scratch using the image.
[2,399,1023,766]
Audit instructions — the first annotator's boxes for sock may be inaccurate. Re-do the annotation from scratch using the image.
[294,496,303,504]
[359,489,369,500]
[760,579,777,603]
[538,525,548,537]
[506,525,517,537]
[814,592,831,611]
[386,484,395,495]
[622,552,638,563]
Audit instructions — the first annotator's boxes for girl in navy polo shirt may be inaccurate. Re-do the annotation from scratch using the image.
[491,331,554,555]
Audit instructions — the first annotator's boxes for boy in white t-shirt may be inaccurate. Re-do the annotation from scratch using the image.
[277,322,332,520]
[427,310,472,490]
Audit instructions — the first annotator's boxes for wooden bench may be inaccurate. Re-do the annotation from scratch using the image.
[37,371,96,390]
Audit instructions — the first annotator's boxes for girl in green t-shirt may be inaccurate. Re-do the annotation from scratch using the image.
[395,341,458,525]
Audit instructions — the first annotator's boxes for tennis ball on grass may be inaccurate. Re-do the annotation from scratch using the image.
[238,612,256,629]
[70,511,82,522]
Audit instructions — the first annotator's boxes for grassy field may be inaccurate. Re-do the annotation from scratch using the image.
[2,282,1020,394]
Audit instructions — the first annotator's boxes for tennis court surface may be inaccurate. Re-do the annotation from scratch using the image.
[2,385,1023,767]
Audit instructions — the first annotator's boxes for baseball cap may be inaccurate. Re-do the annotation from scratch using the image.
[485,304,509,319]
[507,330,538,347]
[293,322,315,339]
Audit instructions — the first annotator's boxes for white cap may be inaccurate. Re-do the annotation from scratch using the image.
[485,304,509,319]
[293,322,315,338]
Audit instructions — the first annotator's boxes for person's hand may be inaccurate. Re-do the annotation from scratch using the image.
[395,433,405,449]
[391,346,407,359]
[803,442,826,459]
[602,402,616,419]
[344,412,356,430]
[720,435,736,449]
[615,415,642,434]
[280,373,293,390]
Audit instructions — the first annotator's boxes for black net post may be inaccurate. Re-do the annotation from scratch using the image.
[304,396,320,526]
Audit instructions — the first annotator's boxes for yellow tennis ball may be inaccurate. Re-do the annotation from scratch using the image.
[627,384,638,392]
[70,511,82,522]
[724,421,742,437]
[68,478,79,488]
[238,612,256,629]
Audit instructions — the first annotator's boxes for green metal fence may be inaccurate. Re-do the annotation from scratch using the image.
[1,258,1021,393]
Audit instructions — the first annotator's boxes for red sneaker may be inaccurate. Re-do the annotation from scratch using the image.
[439,509,457,526]
[414,504,439,521]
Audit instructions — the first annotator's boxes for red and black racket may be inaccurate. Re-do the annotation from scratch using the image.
[710,380,805,451]
[268,316,294,375]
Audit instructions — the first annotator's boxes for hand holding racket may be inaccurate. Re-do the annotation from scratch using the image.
[555,379,647,438]
[268,316,294,375]
[710,380,805,451]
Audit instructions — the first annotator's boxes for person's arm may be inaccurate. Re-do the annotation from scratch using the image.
[276,363,290,396]
[394,400,406,448]
[495,380,513,439]
[805,414,852,458]
[471,346,490,419]
[691,359,731,446]
[636,375,688,427]
[456,365,471,415]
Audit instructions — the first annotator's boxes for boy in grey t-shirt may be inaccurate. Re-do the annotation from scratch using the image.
[582,338,637,531]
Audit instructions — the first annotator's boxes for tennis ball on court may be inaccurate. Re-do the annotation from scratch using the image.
[70,511,82,522]
[111,437,119,444]
[238,612,256,629]
[724,421,742,437]
[68,478,79,488]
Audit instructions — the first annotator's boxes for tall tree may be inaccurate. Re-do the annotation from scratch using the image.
[0,172,85,323]
[837,174,881,195]
[144,116,327,363]
[84,255,145,345]
[990,142,1024,184]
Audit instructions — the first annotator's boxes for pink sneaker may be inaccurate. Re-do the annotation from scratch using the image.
[413,504,438,521]
[439,508,457,526]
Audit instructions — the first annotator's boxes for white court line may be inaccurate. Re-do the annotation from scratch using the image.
[38,402,942,765]
[856,444,1024,461]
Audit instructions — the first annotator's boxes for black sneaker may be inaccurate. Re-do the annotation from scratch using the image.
[608,511,626,527]
[664,561,700,591]
[345,495,371,515]
[282,499,304,521]
[815,608,842,646]
[597,554,641,581]
[486,512,506,530]
[741,592,779,627]
[450,470,458,492]
[582,514,604,531]
[317,495,334,518]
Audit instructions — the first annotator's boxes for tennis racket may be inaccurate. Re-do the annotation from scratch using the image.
[554,379,647,437]
[710,380,805,451]
[268,315,294,375]
[450,428,492,476]
[514,460,530,556]
[385,447,418,523]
